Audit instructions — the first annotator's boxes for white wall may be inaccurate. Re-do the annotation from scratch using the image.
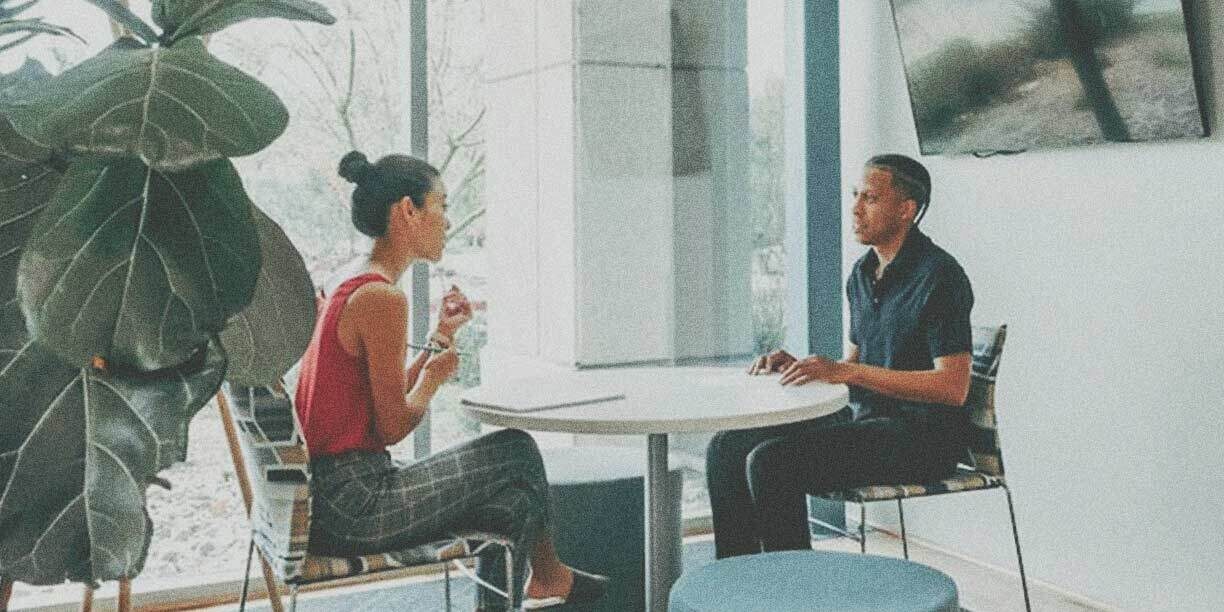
[838,3,1224,610]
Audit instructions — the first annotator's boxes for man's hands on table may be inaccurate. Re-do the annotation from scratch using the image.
[748,350,852,386]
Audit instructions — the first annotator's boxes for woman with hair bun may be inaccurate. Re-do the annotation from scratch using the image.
[294,151,607,610]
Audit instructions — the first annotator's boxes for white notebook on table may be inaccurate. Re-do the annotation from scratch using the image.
[461,379,625,413]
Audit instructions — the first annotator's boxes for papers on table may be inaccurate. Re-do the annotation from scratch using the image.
[461,379,625,413]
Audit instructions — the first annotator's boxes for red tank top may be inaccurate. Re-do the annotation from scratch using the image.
[295,273,391,458]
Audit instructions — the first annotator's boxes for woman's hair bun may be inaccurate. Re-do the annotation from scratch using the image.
[338,150,373,185]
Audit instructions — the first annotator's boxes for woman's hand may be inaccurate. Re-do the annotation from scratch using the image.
[435,285,473,341]
[419,346,460,389]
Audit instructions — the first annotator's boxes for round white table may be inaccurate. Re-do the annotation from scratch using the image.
[461,366,849,611]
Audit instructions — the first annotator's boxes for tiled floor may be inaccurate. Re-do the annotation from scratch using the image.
[806,531,1105,612]
[207,528,1106,612]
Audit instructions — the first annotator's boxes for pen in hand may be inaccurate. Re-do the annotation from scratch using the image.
[409,342,472,356]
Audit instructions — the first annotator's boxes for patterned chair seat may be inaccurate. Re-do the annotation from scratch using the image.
[296,532,512,584]
[827,467,1006,503]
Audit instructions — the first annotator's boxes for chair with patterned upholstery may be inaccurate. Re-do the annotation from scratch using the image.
[811,324,1031,612]
[217,384,514,612]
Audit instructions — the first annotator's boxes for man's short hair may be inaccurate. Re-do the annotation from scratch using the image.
[866,154,931,210]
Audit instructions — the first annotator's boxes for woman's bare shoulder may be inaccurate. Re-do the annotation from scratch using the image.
[348,281,407,315]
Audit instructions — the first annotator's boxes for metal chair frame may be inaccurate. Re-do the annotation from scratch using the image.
[810,324,1031,612]
[809,477,1029,612]
[218,386,517,612]
[236,535,515,612]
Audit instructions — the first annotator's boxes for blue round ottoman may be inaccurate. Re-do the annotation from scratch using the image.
[669,551,958,612]
[541,446,683,612]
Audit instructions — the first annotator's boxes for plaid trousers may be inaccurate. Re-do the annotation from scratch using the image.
[309,428,551,609]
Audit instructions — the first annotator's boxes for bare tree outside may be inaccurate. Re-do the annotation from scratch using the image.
[211,1,413,281]
[751,77,786,356]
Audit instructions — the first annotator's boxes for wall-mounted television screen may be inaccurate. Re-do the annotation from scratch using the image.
[890,0,1207,155]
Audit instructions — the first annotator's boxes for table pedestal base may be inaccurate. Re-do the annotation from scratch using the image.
[645,433,680,612]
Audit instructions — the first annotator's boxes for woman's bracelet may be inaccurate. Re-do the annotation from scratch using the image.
[428,330,453,350]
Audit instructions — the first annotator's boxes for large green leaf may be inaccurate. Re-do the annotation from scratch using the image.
[155,0,336,42]
[7,38,289,172]
[0,304,88,582]
[219,207,316,386]
[0,114,58,310]
[0,314,87,584]
[17,157,260,370]
[0,337,226,584]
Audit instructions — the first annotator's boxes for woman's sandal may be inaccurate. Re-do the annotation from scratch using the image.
[522,568,610,610]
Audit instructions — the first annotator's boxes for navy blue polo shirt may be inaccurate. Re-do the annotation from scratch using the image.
[846,228,974,425]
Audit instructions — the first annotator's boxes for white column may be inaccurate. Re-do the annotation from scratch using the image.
[484,0,748,375]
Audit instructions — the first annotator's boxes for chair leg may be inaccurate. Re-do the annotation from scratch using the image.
[897,499,909,560]
[859,503,867,554]
[1004,486,1032,612]
[443,562,452,612]
[239,536,256,612]
[505,545,516,611]
[1,576,13,612]
[219,391,284,612]
[117,579,131,612]
[288,584,299,612]
[79,584,92,612]
[259,554,286,612]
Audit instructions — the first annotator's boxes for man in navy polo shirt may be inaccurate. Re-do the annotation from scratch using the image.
[706,154,974,557]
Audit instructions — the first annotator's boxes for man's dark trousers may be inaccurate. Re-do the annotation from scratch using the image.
[705,406,963,558]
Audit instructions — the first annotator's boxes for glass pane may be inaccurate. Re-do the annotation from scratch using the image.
[212,3,413,283]
[210,0,417,579]
[668,2,790,523]
[422,0,490,455]
[749,3,787,359]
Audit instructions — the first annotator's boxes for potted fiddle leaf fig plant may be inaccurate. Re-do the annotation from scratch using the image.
[0,0,331,591]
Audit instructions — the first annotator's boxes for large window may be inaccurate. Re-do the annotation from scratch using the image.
[5,0,485,607]
[6,1,790,606]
